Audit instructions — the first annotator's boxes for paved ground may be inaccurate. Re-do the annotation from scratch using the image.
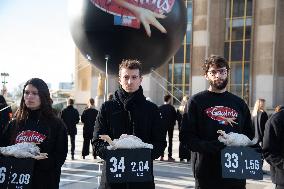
[59,124,274,189]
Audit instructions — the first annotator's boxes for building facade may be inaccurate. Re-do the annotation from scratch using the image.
[74,0,284,108]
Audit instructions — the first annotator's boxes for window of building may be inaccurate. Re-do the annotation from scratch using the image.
[167,0,192,105]
[224,0,253,104]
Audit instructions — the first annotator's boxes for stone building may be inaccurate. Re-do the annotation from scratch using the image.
[74,0,284,108]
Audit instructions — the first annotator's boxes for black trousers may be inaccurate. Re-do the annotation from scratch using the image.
[162,126,174,157]
[82,137,96,157]
[69,135,76,156]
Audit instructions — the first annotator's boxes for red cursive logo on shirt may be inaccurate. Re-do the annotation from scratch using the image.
[15,130,47,144]
[205,106,238,126]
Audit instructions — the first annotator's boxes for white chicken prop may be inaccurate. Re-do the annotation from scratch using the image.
[0,142,48,160]
[99,134,153,150]
[217,130,257,147]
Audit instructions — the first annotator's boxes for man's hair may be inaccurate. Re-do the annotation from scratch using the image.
[89,98,94,105]
[164,94,171,102]
[202,55,230,74]
[68,98,75,105]
[107,93,114,101]
[274,105,284,113]
[119,59,142,77]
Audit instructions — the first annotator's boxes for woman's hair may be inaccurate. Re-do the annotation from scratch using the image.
[16,78,54,124]
[178,95,189,112]
[252,98,266,117]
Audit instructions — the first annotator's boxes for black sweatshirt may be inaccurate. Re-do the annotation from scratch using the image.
[1,110,68,189]
[180,90,253,183]
[262,109,284,186]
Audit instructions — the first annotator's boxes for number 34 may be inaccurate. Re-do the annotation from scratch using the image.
[109,157,126,173]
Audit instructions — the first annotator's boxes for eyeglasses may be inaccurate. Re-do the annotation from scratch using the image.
[207,68,227,76]
[24,90,39,96]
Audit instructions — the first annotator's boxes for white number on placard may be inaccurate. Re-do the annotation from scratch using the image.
[0,167,6,184]
[118,157,125,172]
[131,162,136,172]
[245,159,260,170]
[225,153,238,169]
[110,157,125,173]
[144,161,149,171]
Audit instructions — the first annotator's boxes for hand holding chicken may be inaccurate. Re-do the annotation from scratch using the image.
[0,142,48,160]
[99,134,153,150]
[217,130,257,147]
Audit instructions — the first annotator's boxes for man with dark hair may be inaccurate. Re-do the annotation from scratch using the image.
[61,98,80,160]
[159,94,177,161]
[93,59,166,189]
[81,98,98,159]
[263,107,284,189]
[180,55,253,189]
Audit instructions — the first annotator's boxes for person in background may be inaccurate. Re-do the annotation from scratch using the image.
[0,95,12,135]
[107,93,114,101]
[60,98,80,160]
[262,105,284,189]
[0,78,68,189]
[92,59,166,189]
[177,95,190,162]
[81,98,98,159]
[252,98,268,147]
[159,94,177,161]
[180,55,253,189]
[274,105,284,113]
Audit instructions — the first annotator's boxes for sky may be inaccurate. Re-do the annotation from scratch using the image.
[0,0,75,93]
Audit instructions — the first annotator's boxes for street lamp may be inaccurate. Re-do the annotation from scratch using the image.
[104,55,110,102]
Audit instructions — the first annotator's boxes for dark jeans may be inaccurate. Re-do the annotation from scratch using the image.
[69,135,76,156]
[162,126,174,158]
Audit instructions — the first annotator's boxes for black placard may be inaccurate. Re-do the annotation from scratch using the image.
[0,157,34,189]
[105,148,153,183]
[221,146,263,180]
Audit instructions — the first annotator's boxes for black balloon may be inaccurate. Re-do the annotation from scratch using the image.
[69,0,187,75]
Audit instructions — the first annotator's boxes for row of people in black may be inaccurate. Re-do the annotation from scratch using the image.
[0,55,283,189]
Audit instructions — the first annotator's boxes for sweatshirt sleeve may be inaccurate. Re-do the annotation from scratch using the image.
[262,113,284,170]
[180,99,225,154]
[150,105,167,160]
[92,103,109,159]
[242,104,254,140]
[54,119,68,167]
